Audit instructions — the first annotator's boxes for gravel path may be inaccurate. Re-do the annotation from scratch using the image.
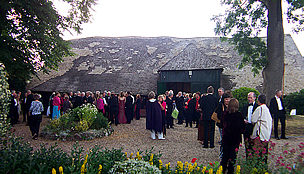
[12,116,304,166]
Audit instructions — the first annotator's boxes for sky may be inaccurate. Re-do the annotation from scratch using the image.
[54,0,304,56]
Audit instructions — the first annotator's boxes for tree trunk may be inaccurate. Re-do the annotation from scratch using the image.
[263,0,284,104]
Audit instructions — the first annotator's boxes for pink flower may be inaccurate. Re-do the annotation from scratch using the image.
[235,148,239,152]
[290,148,296,153]
[278,156,283,159]
[280,163,285,166]
[286,166,292,170]
[269,148,272,151]
[283,150,288,154]
[239,144,243,147]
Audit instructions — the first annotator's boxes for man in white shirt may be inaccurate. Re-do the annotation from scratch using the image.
[269,90,287,140]
[241,92,259,157]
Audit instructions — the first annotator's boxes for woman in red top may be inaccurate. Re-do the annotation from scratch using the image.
[52,92,61,119]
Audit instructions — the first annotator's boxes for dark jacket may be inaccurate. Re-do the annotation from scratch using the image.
[146,99,163,132]
[109,96,119,111]
[26,94,34,110]
[74,96,83,108]
[200,94,218,121]
[175,96,184,111]
[241,102,259,120]
[166,97,174,114]
[269,97,286,117]
[125,96,133,109]
[222,111,245,146]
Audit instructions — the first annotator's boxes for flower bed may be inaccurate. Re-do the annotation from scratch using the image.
[41,104,113,141]
[0,136,303,174]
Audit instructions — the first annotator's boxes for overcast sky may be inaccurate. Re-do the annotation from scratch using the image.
[54,0,304,55]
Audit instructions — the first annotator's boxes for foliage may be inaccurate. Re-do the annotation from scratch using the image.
[232,87,260,109]
[0,64,11,137]
[271,142,304,174]
[42,104,111,140]
[284,89,304,115]
[238,138,270,174]
[2,135,304,173]
[0,0,96,86]
[213,0,304,75]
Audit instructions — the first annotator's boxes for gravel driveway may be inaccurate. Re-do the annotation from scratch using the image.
[12,116,304,166]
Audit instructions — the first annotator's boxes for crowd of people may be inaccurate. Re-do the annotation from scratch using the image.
[146,86,287,174]
[46,91,142,126]
[8,87,288,173]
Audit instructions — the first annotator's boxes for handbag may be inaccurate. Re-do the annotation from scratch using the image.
[211,112,220,123]
[211,104,223,123]
[171,106,179,119]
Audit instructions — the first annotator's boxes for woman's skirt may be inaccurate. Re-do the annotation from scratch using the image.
[52,106,61,119]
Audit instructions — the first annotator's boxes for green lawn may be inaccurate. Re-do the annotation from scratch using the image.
[273,115,304,137]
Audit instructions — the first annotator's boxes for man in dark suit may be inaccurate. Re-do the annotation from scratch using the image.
[25,90,34,124]
[74,91,83,108]
[9,90,19,125]
[109,92,119,125]
[200,86,218,148]
[241,92,259,156]
[176,91,184,124]
[125,92,133,124]
[269,90,287,140]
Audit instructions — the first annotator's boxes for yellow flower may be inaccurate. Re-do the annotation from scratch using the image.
[159,160,163,170]
[216,166,223,174]
[59,166,63,174]
[125,152,128,157]
[202,166,206,173]
[236,165,241,174]
[130,153,133,159]
[209,168,213,174]
[166,164,169,170]
[193,162,197,168]
[265,173,269,174]
[149,154,154,161]
[81,164,86,174]
[197,167,200,171]
[98,164,102,174]
[136,152,140,159]
[52,168,56,174]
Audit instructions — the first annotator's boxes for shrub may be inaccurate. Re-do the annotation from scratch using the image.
[284,89,304,115]
[109,159,162,174]
[0,64,11,137]
[232,87,260,109]
[42,104,111,140]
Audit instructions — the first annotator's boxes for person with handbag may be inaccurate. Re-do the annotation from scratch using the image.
[220,98,245,174]
[199,86,218,148]
[250,94,273,163]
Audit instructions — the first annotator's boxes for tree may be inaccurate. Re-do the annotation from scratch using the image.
[213,0,304,103]
[0,0,97,91]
